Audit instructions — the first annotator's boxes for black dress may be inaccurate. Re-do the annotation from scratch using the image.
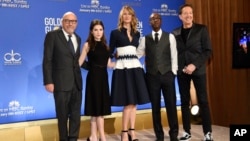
[84,41,111,116]
[109,28,150,106]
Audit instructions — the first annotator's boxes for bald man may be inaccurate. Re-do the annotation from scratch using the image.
[43,11,82,141]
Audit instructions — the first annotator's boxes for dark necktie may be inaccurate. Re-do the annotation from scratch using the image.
[68,35,75,54]
[155,32,159,43]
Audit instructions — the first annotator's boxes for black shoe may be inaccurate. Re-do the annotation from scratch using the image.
[128,128,139,141]
[203,132,213,141]
[87,137,90,141]
[170,137,179,141]
[179,132,191,141]
[121,130,128,141]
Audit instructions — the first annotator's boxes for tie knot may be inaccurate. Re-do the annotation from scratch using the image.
[68,35,72,39]
[155,32,158,36]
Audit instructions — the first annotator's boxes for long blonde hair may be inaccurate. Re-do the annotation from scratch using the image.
[117,5,138,34]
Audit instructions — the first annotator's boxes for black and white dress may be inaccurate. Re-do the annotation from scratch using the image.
[109,28,150,106]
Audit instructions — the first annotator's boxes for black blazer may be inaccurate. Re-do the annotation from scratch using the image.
[172,23,212,75]
[43,29,82,91]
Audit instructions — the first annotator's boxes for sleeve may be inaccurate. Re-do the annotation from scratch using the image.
[137,36,146,59]
[169,33,178,75]
[42,32,54,85]
[109,30,116,58]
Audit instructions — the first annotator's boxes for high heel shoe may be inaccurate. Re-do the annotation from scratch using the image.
[121,130,128,141]
[86,137,90,141]
[128,128,139,141]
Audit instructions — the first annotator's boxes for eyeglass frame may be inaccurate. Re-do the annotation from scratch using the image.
[63,19,78,24]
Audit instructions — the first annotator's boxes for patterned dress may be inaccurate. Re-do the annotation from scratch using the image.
[109,28,150,106]
[84,41,111,116]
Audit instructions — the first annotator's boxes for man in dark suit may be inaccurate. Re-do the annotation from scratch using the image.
[172,4,213,141]
[137,13,179,141]
[43,11,82,141]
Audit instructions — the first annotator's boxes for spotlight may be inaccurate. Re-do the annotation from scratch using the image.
[190,105,199,115]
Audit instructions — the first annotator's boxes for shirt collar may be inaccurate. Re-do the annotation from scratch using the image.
[62,29,75,39]
[152,29,162,37]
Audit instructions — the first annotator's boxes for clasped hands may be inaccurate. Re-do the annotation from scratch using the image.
[182,64,196,75]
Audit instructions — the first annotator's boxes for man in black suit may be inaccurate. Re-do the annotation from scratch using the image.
[43,11,82,141]
[172,4,213,141]
[137,13,179,141]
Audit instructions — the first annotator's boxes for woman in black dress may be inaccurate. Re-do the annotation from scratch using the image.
[109,5,150,141]
[79,19,115,141]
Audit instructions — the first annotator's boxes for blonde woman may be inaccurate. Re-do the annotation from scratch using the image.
[109,5,150,141]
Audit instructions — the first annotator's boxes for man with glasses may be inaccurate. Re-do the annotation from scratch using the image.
[43,11,82,141]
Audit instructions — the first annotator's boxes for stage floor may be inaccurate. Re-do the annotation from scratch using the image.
[79,124,229,141]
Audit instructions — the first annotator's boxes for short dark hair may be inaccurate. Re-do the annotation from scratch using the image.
[178,4,193,15]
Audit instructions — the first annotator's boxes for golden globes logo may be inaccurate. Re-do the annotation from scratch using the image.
[44,17,61,33]
[137,20,143,37]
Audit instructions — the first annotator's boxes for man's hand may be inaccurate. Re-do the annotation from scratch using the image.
[45,84,54,93]
[183,64,196,75]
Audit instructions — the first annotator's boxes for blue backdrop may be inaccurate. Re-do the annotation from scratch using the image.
[0,0,184,124]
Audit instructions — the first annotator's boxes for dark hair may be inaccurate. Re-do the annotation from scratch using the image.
[86,19,109,51]
[178,4,193,15]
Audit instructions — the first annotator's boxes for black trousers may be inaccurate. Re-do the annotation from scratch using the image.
[177,73,212,134]
[54,84,82,141]
[146,71,179,139]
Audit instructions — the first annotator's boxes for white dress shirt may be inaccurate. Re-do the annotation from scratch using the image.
[137,29,178,75]
[62,29,77,52]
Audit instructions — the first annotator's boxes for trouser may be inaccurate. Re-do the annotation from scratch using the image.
[177,73,212,134]
[54,84,82,141]
[146,71,179,139]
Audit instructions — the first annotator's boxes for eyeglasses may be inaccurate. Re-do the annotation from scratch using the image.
[63,19,77,24]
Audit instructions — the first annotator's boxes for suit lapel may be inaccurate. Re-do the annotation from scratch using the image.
[185,24,198,46]
[74,33,81,55]
[58,30,68,45]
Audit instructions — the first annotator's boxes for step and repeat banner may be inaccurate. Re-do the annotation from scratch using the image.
[0,0,184,124]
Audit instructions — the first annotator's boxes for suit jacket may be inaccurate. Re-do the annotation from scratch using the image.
[172,23,212,75]
[43,29,82,91]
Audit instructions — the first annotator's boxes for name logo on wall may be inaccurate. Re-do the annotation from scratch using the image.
[4,50,22,65]
[137,20,143,37]
[152,3,178,16]
[122,0,142,7]
[79,0,112,13]
[0,0,30,9]
[44,17,61,34]
[0,100,35,118]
